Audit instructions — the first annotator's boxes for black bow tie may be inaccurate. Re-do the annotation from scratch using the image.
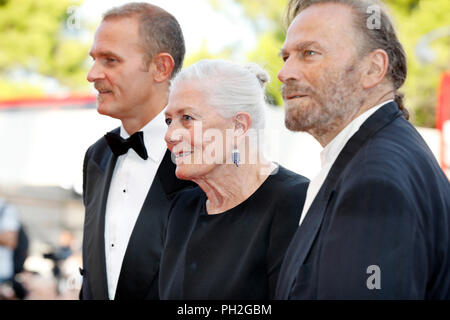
[104,131,148,160]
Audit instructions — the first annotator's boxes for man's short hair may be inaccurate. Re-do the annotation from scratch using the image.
[286,0,409,119]
[103,2,185,78]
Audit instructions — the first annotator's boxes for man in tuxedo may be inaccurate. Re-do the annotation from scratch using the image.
[80,3,192,299]
[276,0,450,299]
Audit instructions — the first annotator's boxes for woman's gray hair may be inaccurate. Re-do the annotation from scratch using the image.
[170,59,269,130]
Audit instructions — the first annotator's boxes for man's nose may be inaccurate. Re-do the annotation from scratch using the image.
[278,58,301,84]
[86,62,105,83]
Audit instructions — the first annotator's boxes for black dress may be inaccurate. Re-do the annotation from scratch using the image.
[159,165,309,299]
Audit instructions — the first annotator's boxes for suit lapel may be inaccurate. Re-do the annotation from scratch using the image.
[156,149,196,198]
[114,149,194,299]
[277,102,403,299]
[84,143,118,299]
[276,177,335,299]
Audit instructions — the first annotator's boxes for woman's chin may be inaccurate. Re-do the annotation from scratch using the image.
[175,165,194,181]
[175,163,211,181]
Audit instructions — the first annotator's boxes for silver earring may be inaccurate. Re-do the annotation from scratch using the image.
[232,147,240,167]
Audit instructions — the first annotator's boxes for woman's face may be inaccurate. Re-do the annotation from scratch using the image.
[165,82,234,180]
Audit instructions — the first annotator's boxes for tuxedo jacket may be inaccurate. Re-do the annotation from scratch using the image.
[80,128,193,300]
[276,102,450,299]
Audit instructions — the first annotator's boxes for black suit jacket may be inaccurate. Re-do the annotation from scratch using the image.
[80,128,193,300]
[276,102,450,299]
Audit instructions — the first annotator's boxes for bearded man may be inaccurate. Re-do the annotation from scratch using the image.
[276,0,450,299]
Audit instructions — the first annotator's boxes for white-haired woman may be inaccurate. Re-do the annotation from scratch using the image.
[159,59,309,299]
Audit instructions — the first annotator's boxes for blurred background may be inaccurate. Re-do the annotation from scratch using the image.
[0,0,449,299]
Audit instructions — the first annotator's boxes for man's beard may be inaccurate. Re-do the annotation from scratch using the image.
[282,62,364,136]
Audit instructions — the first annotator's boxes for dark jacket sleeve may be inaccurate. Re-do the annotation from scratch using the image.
[80,145,93,300]
[82,145,93,208]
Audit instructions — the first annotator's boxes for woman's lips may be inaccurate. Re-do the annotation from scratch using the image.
[175,151,193,158]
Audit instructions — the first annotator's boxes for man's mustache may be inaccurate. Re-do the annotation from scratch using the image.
[94,82,111,91]
[281,82,315,100]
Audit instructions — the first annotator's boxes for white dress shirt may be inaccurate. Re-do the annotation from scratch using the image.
[298,100,393,226]
[104,109,168,299]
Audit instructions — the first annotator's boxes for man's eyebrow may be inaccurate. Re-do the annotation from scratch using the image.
[279,41,324,57]
[89,50,122,59]
[296,41,323,52]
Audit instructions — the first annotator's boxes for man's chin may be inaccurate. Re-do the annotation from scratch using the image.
[96,102,119,119]
[97,104,107,115]
[97,106,112,117]
[285,117,308,132]
[284,102,313,132]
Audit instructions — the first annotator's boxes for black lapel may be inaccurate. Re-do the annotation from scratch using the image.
[156,149,196,198]
[85,132,118,300]
[277,102,403,299]
[114,149,194,299]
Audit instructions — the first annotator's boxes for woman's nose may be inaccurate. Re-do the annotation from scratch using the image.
[165,126,184,149]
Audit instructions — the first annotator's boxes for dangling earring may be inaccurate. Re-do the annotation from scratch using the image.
[232,146,240,167]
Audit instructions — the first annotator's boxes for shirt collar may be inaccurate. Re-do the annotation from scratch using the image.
[119,107,168,162]
[320,99,393,168]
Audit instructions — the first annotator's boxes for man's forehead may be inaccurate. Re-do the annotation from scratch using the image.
[93,17,141,45]
[90,20,145,56]
[284,3,356,48]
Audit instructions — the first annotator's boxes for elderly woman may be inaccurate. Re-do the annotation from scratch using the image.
[159,59,309,299]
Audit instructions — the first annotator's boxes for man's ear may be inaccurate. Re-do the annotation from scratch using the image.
[361,49,389,89]
[234,112,252,136]
[153,53,175,82]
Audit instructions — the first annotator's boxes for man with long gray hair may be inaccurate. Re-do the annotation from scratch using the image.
[81,3,192,299]
[276,0,450,299]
